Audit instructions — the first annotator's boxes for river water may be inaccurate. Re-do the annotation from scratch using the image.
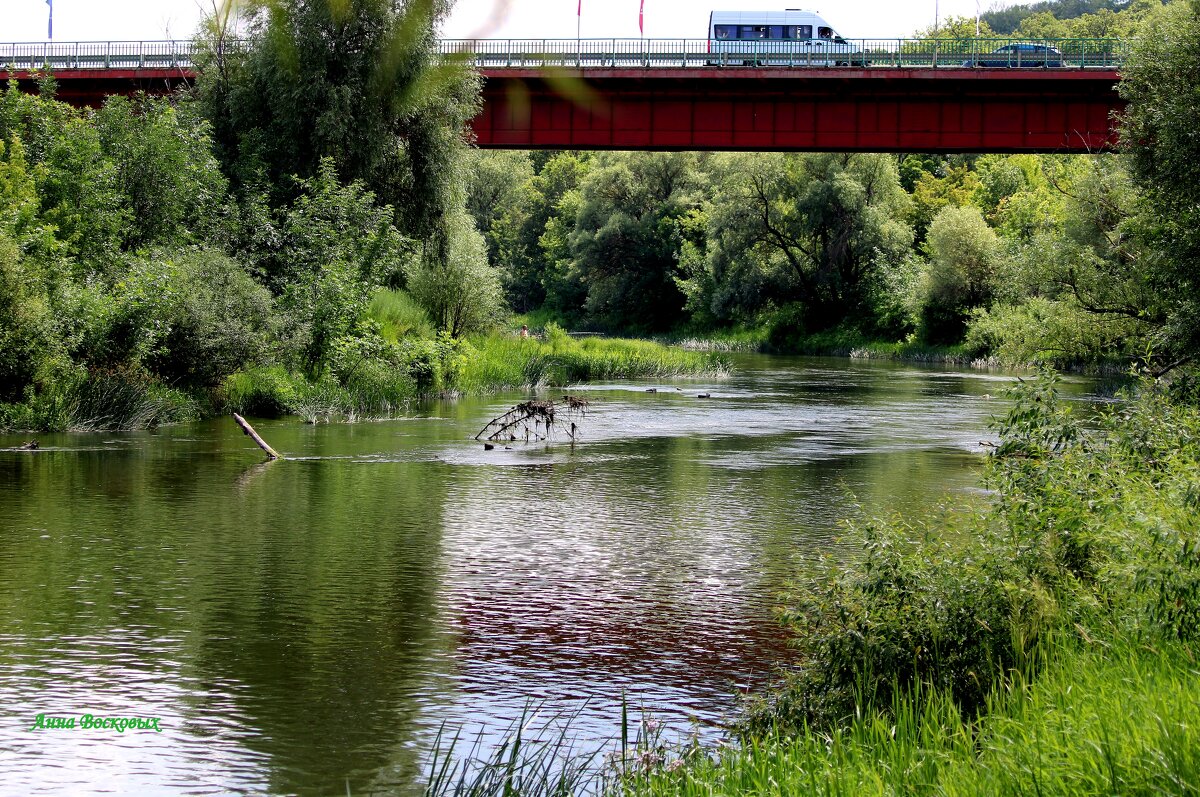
[0,356,1097,795]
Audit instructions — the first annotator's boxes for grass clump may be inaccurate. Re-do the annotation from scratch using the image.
[1,366,198,432]
[369,289,435,342]
[458,323,731,393]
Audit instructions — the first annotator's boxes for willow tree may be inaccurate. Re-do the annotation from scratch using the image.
[195,0,480,239]
[703,153,914,332]
[1118,0,1200,368]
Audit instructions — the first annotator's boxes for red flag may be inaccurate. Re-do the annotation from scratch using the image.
[639,0,644,35]
[578,0,581,15]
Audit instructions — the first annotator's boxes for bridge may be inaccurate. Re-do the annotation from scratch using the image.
[0,38,1128,153]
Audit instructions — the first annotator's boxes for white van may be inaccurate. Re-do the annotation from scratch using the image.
[707,9,860,66]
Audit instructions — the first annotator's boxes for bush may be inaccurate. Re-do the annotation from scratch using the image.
[749,371,1200,734]
[219,366,305,418]
[965,297,1140,366]
[150,249,274,386]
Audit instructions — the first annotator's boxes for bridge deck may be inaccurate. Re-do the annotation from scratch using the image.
[0,38,1126,153]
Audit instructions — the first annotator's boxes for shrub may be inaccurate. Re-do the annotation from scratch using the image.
[219,366,304,418]
[149,249,274,386]
[965,297,1141,366]
[749,370,1200,734]
[407,210,505,338]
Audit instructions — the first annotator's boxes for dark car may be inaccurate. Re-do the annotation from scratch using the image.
[963,43,1063,68]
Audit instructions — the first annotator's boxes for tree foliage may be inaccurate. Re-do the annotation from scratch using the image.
[196,0,480,238]
[702,153,912,332]
[407,209,503,337]
[1119,0,1200,363]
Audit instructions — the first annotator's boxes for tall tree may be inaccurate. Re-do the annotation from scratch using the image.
[195,0,480,239]
[564,153,705,332]
[703,153,913,332]
[1119,0,1200,366]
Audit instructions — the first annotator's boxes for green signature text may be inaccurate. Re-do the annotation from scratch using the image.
[30,714,163,733]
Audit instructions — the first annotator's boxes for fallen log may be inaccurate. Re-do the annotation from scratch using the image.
[233,413,283,460]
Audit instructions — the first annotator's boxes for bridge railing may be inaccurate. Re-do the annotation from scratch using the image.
[0,40,196,71]
[440,37,1129,69]
[0,37,1128,74]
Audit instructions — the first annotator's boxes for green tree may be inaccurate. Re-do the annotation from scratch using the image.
[94,95,228,250]
[464,150,534,257]
[407,209,503,337]
[196,0,480,240]
[509,152,590,313]
[704,153,913,332]
[563,152,705,332]
[912,15,996,39]
[919,205,1002,342]
[271,160,413,374]
[1118,0,1200,364]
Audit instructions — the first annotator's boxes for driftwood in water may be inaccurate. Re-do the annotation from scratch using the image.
[233,413,283,460]
[475,395,591,443]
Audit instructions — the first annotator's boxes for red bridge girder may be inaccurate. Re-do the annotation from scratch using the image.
[1,66,1123,153]
[475,68,1123,153]
[0,68,192,106]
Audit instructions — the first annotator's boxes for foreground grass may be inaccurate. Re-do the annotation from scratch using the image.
[620,636,1200,797]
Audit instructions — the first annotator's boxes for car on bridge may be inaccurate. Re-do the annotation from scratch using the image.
[963,42,1064,68]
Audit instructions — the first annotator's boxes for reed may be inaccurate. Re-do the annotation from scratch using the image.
[619,635,1200,797]
[458,326,731,393]
[422,706,606,797]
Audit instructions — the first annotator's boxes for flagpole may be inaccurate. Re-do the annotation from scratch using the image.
[47,0,54,40]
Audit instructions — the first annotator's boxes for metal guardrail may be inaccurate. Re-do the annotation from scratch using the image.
[0,41,194,71]
[0,38,1129,73]
[439,37,1129,69]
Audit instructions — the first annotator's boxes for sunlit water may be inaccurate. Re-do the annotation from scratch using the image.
[0,356,1100,795]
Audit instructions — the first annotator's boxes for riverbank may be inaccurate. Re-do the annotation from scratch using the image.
[0,329,729,432]
[667,325,1135,373]
[632,373,1200,795]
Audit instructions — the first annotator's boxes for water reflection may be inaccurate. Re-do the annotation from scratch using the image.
[0,357,1098,794]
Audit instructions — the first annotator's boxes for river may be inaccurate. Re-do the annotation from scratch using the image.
[0,355,1099,795]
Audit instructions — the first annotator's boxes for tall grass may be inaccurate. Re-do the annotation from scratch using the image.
[619,635,1200,797]
[219,365,417,423]
[369,289,435,342]
[458,325,731,393]
[1,368,198,432]
[423,707,608,797]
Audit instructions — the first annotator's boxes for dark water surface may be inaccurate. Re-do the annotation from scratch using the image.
[0,356,1096,795]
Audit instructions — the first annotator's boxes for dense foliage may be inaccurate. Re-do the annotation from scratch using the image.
[742,371,1200,733]
[466,143,1170,364]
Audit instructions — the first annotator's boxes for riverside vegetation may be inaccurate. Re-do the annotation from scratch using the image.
[0,0,726,433]
[3,0,1197,433]
[3,0,1198,434]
